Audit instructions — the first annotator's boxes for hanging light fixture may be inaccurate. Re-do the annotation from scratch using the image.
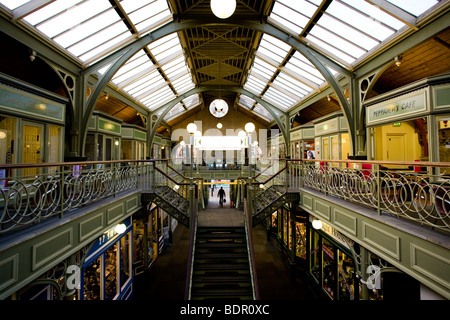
[211,0,236,19]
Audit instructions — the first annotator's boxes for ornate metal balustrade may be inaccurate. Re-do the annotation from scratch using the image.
[0,160,152,234]
[293,159,450,231]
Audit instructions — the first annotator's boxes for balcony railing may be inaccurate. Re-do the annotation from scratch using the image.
[1,158,448,235]
[287,159,450,232]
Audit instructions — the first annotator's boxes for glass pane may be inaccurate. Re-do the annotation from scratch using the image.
[83,256,101,300]
[120,233,131,288]
[310,230,320,282]
[104,243,118,300]
[386,0,438,17]
[337,250,356,300]
[322,238,336,299]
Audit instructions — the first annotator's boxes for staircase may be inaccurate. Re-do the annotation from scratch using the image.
[190,226,254,300]
[141,185,190,227]
[252,185,288,226]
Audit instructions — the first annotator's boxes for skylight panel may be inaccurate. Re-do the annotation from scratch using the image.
[339,0,405,30]
[22,0,84,25]
[251,58,277,81]
[253,105,273,121]
[28,0,111,39]
[306,33,358,64]
[318,14,379,51]
[123,70,165,96]
[142,86,175,110]
[285,52,326,85]
[0,0,31,10]
[328,1,398,42]
[183,94,200,109]
[69,22,129,57]
[274,73,310,97]
[148,33,181,61]
[258,34,291,64]
[244,76,266,95]
[263,87,295,109]
[121,0,170,33]
[386,0,438,17]
[239,96,256,109]
[53,9,119,48]
[171,74,194,93]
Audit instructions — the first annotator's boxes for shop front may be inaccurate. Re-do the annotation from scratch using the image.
[121,124,147,161]
[365,74,450,174]
[308,217,358,300]
[133,203,167,275]
[85,111,122,164]
[290,124,315,160]
[81,217,133,300]
[273,206,307,262]
[0,75,66,179]
[313,112,350,166]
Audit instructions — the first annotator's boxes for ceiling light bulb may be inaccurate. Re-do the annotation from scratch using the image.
[245,122,255,133]
[312,219,322,230]
[187,123,197,133]
[115,223,126,234]
[217,123,223,129]
[211,0,236,19]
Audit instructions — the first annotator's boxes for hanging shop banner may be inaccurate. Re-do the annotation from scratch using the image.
[366,89,428,126]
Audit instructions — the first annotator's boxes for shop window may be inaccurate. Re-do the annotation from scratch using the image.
[337,250,356,300]
[310,230,321,283]
[120,233,131,288]
[295,220,307,259]
[122,140,132,160]
[322,238,336,299]
[83,256,101,300]
[104,243,118,300]
[85,133,95,162]
[0,116,15,188]
[437,115,450,175]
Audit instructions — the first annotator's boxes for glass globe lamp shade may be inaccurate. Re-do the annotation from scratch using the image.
[211,0,236,19]
[187,123,197,134]
[245,122,255,133]
[312,219,323,230]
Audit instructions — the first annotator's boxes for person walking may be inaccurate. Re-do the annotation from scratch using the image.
[217,187,226,206]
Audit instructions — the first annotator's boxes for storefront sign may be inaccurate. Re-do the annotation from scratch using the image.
[0,84,65,123]
[98,118,121,135]
[366,90,427,126]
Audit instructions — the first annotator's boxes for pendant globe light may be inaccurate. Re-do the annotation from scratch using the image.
[211,0,236,19]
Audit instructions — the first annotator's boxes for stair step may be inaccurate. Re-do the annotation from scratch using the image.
[192,274,251,283]
[193,263,250,270]
[195,253,248,259]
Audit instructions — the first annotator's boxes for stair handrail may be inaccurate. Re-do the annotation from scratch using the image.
[244,196,260,300]
[184,193,199,300]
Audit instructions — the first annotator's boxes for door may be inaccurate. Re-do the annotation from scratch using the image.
[22,123,44,176]
[386,134,406,169]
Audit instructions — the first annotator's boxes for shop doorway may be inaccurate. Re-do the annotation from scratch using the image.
[386,134,406,162]
[22,122,44,176]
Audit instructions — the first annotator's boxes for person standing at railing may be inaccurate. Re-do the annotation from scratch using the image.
[218,187,225,206]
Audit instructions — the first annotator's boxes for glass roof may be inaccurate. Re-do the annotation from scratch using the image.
[0,0,442,124]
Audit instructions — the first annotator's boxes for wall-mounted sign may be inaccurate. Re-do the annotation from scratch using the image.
[366,89,428,126]
[0,83,65,123]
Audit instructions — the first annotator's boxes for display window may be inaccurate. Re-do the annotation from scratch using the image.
[295,220,307,259]
[437,114,450,175]
[309,227,358,300]
[81,218,133,300]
